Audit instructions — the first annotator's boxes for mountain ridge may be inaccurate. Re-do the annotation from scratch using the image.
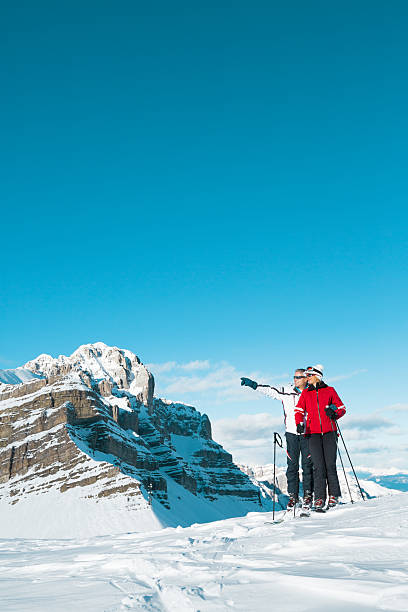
[0,342,271,537]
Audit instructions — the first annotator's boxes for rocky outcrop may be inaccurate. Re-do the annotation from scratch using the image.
[0,343,269,525]
[0,376,168,506]
[24,342,155,405]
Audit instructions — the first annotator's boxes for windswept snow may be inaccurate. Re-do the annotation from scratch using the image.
[1,494,408,611]
[0,368,42,385]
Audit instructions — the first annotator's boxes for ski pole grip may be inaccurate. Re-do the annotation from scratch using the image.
[274,432,283,448]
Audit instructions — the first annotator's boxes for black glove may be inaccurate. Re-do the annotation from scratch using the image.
[240,377,258,390]
[325,404,338,420]
[296,423,305,434]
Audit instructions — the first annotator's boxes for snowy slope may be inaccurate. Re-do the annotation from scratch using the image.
[1,494,408,611]
[0,466,269,539]
[0,368,42,385]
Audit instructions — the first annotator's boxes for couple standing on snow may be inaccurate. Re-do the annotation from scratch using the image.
[241,364,346,512]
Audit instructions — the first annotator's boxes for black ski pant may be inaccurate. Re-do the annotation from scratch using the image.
[308,431,341,501]
[285,432,313,499]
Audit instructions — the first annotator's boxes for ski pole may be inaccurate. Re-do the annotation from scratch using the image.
[329,414,354,504]
[273,432,283,520]
[337,447,354,504]
[336,421,365,501]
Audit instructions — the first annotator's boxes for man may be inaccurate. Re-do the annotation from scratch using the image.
[295,364,346,511]
[241,369,313,511]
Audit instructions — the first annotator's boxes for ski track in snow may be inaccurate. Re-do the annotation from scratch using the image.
[1,495,408,612]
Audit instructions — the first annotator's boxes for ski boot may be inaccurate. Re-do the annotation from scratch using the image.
[314,498,326,513]
[299,491,312,517]
[327,495,338,509]
[285,495,298,518]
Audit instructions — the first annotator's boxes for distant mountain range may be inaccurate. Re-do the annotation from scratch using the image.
[364,473,408,492]
[239,463,402,503]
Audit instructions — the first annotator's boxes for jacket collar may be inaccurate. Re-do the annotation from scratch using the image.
[306,381,328,391]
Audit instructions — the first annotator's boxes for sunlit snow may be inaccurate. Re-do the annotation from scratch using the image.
[1,495,407,611]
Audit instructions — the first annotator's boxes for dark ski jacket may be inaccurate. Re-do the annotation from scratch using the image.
[295,381,346,435]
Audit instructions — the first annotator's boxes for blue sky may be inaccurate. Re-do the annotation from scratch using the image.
[1,2,407,469]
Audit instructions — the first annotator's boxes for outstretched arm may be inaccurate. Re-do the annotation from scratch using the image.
[256,384,286,401]
[241,377,288,401]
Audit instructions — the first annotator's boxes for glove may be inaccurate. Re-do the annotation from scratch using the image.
[325,405,338,420]
[240,377,258,390]
[296,423,305,434]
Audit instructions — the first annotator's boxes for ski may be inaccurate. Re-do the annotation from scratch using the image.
[265,505,302,524]
[283,506,299,520]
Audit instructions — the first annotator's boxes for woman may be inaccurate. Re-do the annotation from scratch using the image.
[294,364,346,511]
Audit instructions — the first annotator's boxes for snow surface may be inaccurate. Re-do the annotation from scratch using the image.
[0,466,271,539]
[0,368,42,385]
[1,494,408,611]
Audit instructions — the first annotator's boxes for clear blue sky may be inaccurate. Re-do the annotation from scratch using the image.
[1,2,407,468]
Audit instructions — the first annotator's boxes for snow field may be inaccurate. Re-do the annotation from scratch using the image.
[1,493,407,611]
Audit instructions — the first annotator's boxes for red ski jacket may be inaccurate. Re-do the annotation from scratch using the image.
[295,382,346,435]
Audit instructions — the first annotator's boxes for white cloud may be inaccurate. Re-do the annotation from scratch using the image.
[213,412,282,441]
[341,415,394,432]
[146,361,177,374]
[150,358,288,405]
[229,438,274,449]
[147,359,211,375]
[212,412,284,465]
[213,413,286,465]
[180,360,210,371]
[326,369,368,383]
[149,358,369,409]
[336,412,400,443]
[387,403,408,412]
[334,415,408,471]
[163,367,233,394]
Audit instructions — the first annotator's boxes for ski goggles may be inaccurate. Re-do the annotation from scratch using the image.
[305,366,323,377]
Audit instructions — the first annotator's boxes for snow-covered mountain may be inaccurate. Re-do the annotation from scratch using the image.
[365,472,408,492]
[0,343,271,537]
[23,341,154,404]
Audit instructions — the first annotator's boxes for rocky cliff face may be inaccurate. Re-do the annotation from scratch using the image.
[0,343,270,536]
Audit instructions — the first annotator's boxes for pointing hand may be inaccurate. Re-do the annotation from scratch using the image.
[240,377,258,390]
